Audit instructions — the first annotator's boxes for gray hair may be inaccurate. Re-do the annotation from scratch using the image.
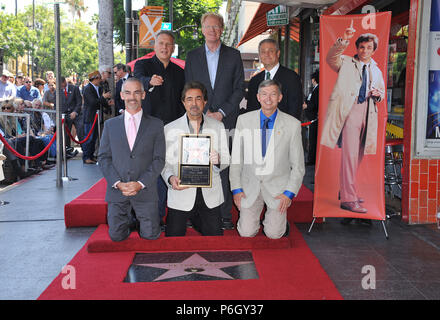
[257,79,282,94]
[121,77,144,92]
[156,30,175,44]
[258,38,280,52]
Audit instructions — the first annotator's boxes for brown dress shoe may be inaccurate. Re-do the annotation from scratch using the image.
[340,201,367,213]
[83,159,97,164]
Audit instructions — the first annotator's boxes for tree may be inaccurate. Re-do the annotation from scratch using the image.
[18,4,98,79]
[97,0,114,72]
[0,11,36,63]
[65,0,87,20]
[113,0,223,60]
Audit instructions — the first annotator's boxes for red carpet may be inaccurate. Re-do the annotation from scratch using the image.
[64,178,319,228]
[38,223,342,300]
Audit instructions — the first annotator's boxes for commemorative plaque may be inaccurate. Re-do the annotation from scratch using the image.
[178,134,212,187]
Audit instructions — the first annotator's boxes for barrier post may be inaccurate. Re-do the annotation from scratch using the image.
[24,114,30,172]
[96,110,101,159]
[61,115,78,182]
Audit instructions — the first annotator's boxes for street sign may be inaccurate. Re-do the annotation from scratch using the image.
[161,22,172,31]
[266,5,289,27]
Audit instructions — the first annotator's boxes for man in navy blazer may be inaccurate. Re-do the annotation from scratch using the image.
[98,77,165,241]
[184,12,245,230]
[246,39,303,122]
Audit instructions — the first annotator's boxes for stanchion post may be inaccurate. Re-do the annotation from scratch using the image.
[54,2,62,188]
[96,111,101,158]
[61,114,68,178]
[24,114,30,172]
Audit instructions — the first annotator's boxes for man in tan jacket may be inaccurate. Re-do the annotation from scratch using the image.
[320,23,385,214]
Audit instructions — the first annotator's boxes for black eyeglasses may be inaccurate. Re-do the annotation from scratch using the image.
[25,81,32,83]
[2,106,12,110]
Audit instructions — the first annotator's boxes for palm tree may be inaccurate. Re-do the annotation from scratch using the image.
[65,0,87,20]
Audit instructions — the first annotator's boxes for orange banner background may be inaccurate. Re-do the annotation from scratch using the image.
[313,12,391,220]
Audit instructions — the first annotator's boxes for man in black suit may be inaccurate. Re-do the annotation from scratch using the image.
[303,70,319,165]
[113,63,131,116]
[98,77,165,241]
[82,70,110,164]
[246,38,303,121]
[184,12,245,230]
[134,30,186,224]
[60,76,82,158]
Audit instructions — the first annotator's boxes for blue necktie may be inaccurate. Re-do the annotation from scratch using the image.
[358,65,367,103]
[262,118,270,158]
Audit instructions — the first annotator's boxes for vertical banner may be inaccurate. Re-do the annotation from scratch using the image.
[313,12,391,221]
[139,6,164,49]
[426,0,440,140]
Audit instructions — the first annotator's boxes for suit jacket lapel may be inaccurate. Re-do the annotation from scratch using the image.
[199,46,212,91]
[212,44,225,90]
[131,114,148,152]
[118,114,131,152]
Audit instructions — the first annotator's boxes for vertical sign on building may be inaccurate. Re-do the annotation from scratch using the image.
[138,6,164,49]
[266,5,289,27]
[426,0,440,140]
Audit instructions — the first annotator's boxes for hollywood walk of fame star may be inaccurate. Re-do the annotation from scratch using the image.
[135,253,253,281]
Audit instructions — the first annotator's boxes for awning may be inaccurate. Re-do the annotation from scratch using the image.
[127,52,186,71]
[236,3,299,48]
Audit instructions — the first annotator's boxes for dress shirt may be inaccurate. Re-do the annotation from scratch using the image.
[112,109,145,190]
[205,43,220,89]
[90,82,100,98]
[232,109,295,200]
[265,63,280,80]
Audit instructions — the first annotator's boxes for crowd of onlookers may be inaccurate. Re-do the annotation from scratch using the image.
[0,64,132,183]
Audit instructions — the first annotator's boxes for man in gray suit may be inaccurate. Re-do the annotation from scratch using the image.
[98,77,165,241]
[184,12,245,230]
[230,80,305,239]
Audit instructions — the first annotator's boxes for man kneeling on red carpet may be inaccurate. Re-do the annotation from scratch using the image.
[161,81,230,236]
[230,80,305,239]
[98,77,165,241]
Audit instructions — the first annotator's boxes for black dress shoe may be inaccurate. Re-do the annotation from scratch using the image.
[340,218,354,225]
[221,218,235,230]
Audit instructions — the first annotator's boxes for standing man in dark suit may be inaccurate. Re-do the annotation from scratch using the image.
[246,38,303,121]
[113,63,131,116]
[60,76,82,158]
[82,70,110,164]
[184,12,245,230]
[134,30,186,224]
[98,77,165,241]
[303,70,319,165]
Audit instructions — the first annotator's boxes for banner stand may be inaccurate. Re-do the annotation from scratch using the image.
[307,217,389,239]
[61,114,78,182]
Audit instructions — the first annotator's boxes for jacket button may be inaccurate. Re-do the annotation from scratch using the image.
[130,155,135,159]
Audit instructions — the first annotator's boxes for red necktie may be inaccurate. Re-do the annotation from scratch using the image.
[64,88,67,98]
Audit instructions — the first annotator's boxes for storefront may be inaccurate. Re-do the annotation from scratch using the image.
[238,0,438,225]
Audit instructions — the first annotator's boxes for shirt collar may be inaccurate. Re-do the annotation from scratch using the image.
[186,114,204,134]
[205,42,221,55]
[265,63,280,79]
[260,109,278,124]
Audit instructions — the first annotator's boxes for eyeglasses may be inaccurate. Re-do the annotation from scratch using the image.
[1,106,12,111]
[25,81,32,83]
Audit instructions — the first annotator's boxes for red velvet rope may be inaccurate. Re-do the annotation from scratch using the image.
[65,113,98,144]
[301,119,317,127]
[0,131,57,161]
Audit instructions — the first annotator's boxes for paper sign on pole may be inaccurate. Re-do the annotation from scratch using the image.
[139,6,164,49]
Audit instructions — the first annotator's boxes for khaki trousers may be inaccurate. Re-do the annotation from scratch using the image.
[237,191,287,239]
[339,100,368,203]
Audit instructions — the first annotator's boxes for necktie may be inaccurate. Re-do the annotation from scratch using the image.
[64,88,67,98]
[265,71,270,80]
[127,115,137,151]
[358,65,367,103]
[261,118,270,158]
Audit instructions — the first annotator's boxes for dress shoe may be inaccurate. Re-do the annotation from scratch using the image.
[221,218,235,230]
[340,201,367,213]
[83,159,96,164]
